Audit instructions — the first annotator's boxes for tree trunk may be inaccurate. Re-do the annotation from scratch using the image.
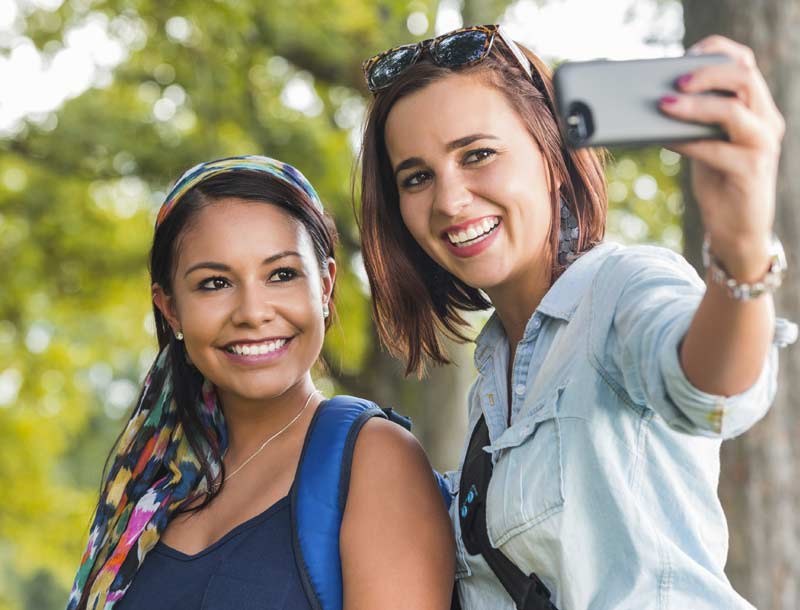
[682,2,800,608]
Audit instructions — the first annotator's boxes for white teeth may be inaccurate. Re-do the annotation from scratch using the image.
[227,339,288,356]
[447,218,499,246]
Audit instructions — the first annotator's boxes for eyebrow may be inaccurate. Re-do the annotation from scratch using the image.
[393,133,499,176]
[183,250,301,278]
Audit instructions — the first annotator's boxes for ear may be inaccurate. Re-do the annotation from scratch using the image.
[152,283,181,335]
[543,158,563,195]
[320,258,337,306]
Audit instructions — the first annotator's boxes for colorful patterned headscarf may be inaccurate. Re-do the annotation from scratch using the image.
[67,155,325,610]
[156,154,324,228]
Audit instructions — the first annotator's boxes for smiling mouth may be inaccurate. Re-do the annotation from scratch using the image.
[224,338,289,356]
[444,217,500,248]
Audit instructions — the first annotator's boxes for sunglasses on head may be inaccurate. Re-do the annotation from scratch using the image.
[362,24,536,93]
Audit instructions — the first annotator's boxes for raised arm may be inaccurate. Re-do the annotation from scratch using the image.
[340,417,455,610]
[659,35,787,396]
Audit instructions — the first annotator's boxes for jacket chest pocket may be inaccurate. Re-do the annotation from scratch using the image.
[485,388,565,548]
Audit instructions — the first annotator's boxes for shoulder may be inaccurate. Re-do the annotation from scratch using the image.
[339,416,455,608]
[343,415,451,539]
[347,416,436,494]
[597,242,698,279]
[591,242,704,298]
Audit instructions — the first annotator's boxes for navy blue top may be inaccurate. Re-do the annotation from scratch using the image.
[116,495,313,610]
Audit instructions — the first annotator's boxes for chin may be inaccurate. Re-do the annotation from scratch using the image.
[446,264,511,292]
[225,381,287,403]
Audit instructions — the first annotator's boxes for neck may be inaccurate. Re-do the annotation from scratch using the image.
[217,374,319,460]
[485,262,551,349]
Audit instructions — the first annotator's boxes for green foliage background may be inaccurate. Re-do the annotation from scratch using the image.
[0,1,682,607]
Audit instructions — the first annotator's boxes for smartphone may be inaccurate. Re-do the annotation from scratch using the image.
[552,54,734,148]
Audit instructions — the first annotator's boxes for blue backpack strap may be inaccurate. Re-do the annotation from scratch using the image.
[292,395,385,610]
[435,471,453,511]
[292,395,453,609]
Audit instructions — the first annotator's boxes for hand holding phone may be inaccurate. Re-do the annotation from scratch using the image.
[553,54,734,148]
[553,35,787,292]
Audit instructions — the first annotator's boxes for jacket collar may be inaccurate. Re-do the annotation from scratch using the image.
[473,242,620,369]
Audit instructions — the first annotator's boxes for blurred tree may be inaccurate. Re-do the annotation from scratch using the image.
[604,146,684,250]
[682,1,800,608]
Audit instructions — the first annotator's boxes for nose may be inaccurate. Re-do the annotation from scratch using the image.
[432,170,473,218]
[230,282,275,327]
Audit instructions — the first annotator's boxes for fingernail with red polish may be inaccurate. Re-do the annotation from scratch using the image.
[660,95,679,105]
[676,73,693,88]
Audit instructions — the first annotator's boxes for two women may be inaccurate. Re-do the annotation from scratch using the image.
[358,26,793,609]
[68,22,793,610]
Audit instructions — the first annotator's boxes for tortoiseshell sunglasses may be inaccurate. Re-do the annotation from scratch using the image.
[362,24,534,93]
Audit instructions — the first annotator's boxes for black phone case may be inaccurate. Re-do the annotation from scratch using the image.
[553,54,732,148]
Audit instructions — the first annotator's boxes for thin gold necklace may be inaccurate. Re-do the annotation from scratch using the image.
[224,389,321,483]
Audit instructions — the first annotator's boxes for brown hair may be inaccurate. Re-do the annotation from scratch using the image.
[358,41,607,376]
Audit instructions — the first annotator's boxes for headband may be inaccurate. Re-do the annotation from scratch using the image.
[156,155,324,228]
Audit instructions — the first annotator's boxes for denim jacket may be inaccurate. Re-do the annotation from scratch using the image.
[449,242,797,610]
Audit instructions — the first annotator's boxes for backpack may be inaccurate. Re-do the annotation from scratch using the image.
[291,395,452,610]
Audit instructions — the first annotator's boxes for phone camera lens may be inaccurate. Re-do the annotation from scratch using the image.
[565,101,594,147]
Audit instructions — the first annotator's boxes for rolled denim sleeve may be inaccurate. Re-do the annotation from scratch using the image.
[592,245,796,439]
[658,311,795,438]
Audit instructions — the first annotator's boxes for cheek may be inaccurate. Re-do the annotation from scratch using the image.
[493,153,549,198]
[399,195,431,243]
[500,159,553,219]
[280,286,325,333]
[178,295,227,332]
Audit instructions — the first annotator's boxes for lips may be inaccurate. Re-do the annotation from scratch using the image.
[220,336,294,365]
[440,216,502,258]
[222,337,291,356]
[442,216,501,247]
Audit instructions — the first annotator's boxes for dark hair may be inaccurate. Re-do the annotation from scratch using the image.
[99,170,337,514]
[358,41,608,377]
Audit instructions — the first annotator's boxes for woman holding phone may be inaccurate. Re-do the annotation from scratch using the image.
[358,26,794,609]
[66,156,454,610]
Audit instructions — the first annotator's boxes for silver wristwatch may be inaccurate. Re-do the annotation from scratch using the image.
[702,234,787,300]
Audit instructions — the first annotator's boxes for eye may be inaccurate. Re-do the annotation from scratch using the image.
[463,148,496,165]
[270,267,299,282]
[198,276,231,291]
[400,170,432,189]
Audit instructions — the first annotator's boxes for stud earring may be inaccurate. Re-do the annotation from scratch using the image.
[322,303,330,319]
[175,330,184,341]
